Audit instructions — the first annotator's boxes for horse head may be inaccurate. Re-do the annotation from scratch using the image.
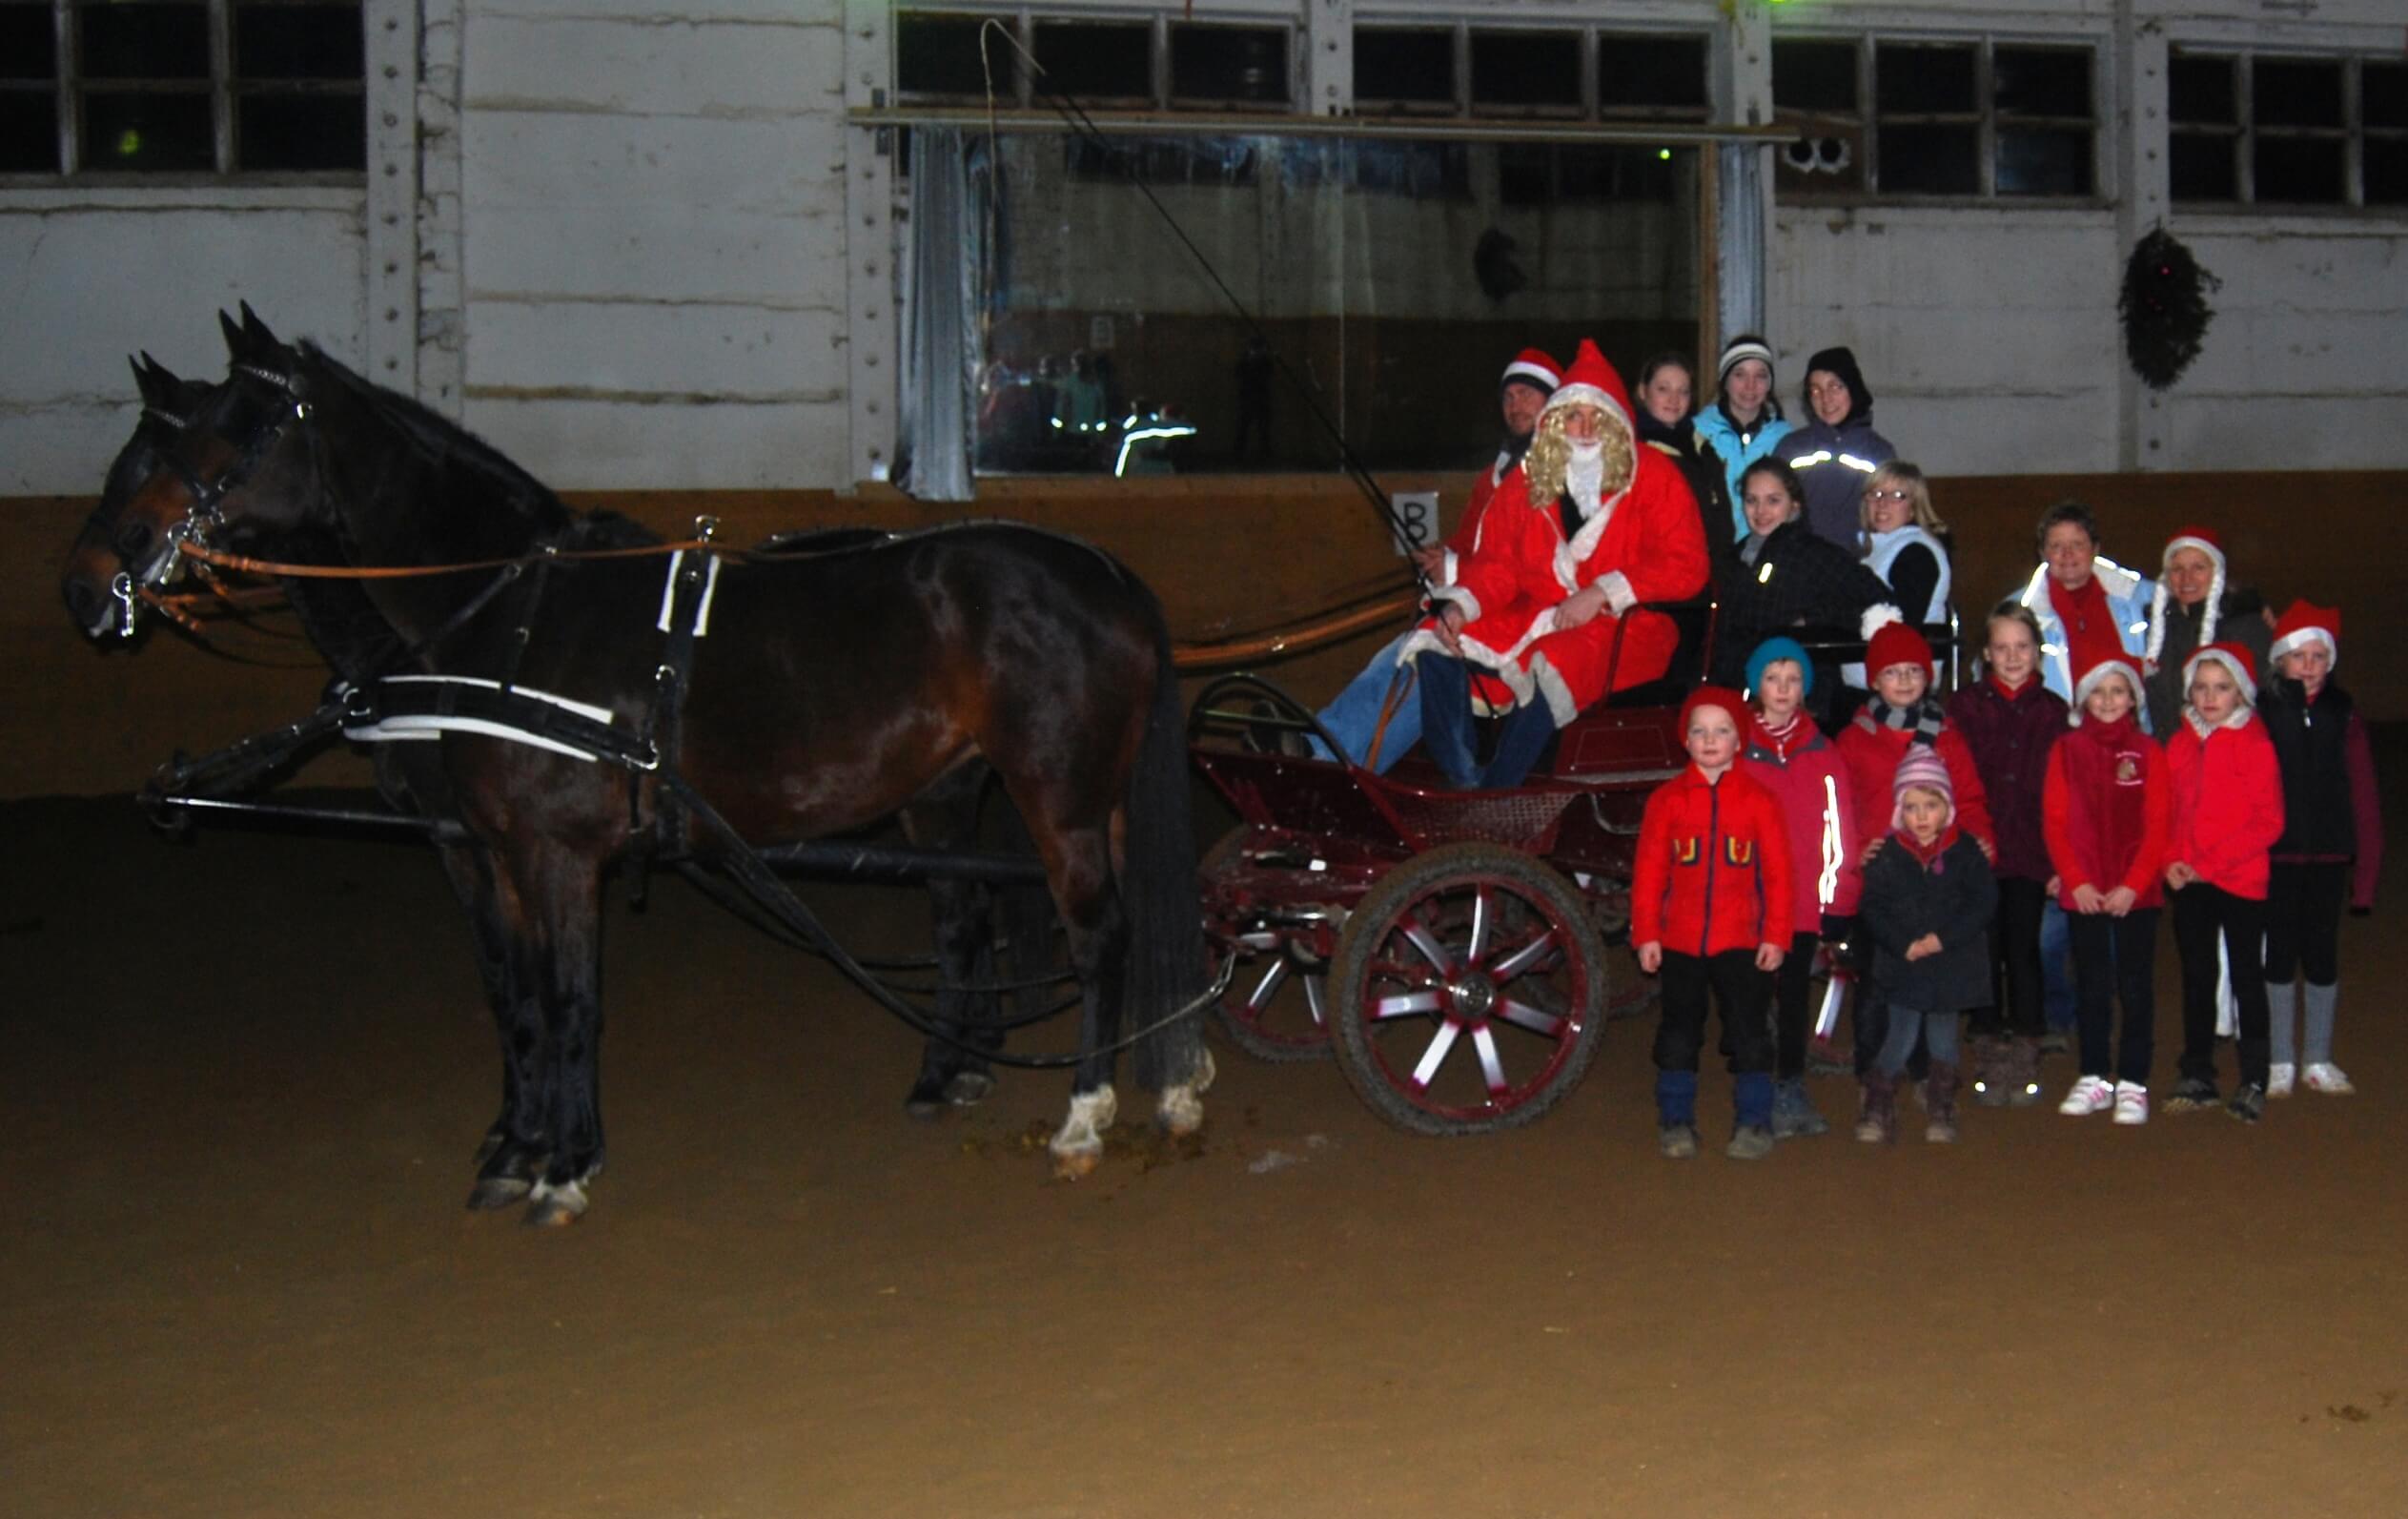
[59,352,222,640]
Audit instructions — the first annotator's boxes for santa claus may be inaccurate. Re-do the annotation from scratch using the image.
[1402,339,1710,789]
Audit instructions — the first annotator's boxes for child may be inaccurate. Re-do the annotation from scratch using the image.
[2042,657,2170,1124]
[2162,643,2285,1121]
[1947,602,2067,1106]
[1634,686,1793,1160]
[2258,603,2383,1097]
[1741,638,1858,1139]
[1836,618,1994,1079]
[1855,747,1997,1142]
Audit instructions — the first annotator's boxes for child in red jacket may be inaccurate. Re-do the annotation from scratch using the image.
[2162,644,2286,1121]
[1635,686,1793,1160]
[2043,657,2171,1124]
[1740,636,1858,1140]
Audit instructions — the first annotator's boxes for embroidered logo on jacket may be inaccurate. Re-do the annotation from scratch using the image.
[1724,837,1754,867]
[2114,750,2144,785]
[1673,836,1701,866]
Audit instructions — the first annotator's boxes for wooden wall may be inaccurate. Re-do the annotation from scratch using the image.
[7,468,2398,799]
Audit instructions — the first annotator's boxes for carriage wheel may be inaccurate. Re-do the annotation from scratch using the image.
[1328,842,1609,1137]
[1202,829,1334,1062]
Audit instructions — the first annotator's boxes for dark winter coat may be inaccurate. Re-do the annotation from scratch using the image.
[1860,831,1998,1015]
[2260,677,2384,908]
[1783,415,1896,550]
[1713,518,1898,688]
[1635,408,1735,567]
[2142,588,2271,738]
[1947,676,2067,883]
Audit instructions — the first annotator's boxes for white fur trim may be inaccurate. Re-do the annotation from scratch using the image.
[1597,570,1636,615]
[2269,625,2337,670]
[2182,645,2257,705]
[1547,381,1621,421]
[1860,603,1905,641]
[1440,547,1459,584]
[1431,585,1481,625]
[1553,486,1627,590]
[2069,658,2147,728]
[1528,652,1581,728]
[1502,360,1560,390]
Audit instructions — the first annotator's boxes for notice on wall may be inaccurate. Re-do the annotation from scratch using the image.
[1390,491,1440,557]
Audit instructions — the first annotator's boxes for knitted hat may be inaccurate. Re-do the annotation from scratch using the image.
[1890,744,1955,831]
[1717,334,1775,386]
[2142,525,2227,667]
[2183,641,2258,707]
[2070,656,2145,727]
[1745,635,1814,699]
[1804,345,1872,422]
[2269,600,2339,671]
[1546,338,1634,427]
[1500,347,1562,400]
[1865,619,1934,685]
[1679,685,1749,740]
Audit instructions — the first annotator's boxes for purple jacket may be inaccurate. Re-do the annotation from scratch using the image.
[1947,676,2068,883]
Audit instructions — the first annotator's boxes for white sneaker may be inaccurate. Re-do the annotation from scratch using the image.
[2267,1062,2296,1098]
[2301,1062,2356,1096]
[2112,1080,2150,1125]
[2058,1075,2115,1116]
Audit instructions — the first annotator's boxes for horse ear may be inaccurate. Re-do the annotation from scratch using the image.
[220,307,248,359]
[133,351,180,407]
[241,301,278,348]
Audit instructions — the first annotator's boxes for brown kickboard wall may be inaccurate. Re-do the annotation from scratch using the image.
[9,469,2399,799]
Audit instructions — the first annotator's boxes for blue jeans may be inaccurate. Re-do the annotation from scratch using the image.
[1310,630,1418,772]
[1415,652,1557,790]
[1877,1006,1963,1076]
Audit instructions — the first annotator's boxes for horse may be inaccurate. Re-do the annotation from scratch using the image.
[67,322,1215,1222]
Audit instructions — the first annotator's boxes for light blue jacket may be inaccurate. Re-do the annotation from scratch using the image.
[2015,559,2156,717]
[1691,403,1796,540]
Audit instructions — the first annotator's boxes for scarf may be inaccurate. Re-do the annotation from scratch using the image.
[2047,574,2124,690]
[1989,672,2033,701]
[1748,708,1809,760]
[2184,704,2254,739]
[1892,824,1962,869]
[1861,691,1948,749]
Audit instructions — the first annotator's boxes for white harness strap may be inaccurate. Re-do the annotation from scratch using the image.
[340,675,622,764]
[655,549,724,636]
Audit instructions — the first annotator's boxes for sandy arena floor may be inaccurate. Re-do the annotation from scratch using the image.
[6,782,2405,1517]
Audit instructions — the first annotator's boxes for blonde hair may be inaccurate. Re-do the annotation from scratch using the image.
[1859,460,1945,535]
[1523,403,1635,507]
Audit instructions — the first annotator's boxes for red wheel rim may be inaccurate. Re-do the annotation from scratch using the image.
[1348,873,1591,1121]
[1222,941,1331,1052]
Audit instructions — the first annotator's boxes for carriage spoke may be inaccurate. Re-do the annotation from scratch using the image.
[1244,956,1291,1012]
[1472,1025,1510,1096]
[1489,926,1562,981]
[1493,997,1566,1039]
[1398,913,1458,975]
[1303,973,1328,1027]
[1465,886,1492,967]
[1410,1018,1462,1087]
[1369,988,1443,1021]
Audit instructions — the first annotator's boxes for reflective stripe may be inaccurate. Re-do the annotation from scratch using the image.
[1837,453,1878,472]
[1788,450,1832,468]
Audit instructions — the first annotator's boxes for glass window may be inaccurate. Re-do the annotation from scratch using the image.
[1882,124,1979,195]
[1595,35,1706,114]
[2365,138,2407,204]
[2169,132,2238,201]
[1469,31,1582,114]
[2252,58,2342,129]
[2169,53,2236,125]
[2254,135,2346,204]
[82,91,214,173]
[0,91,55,171]
[1354,27,1452,110]
[79,3,211,80]
[1773,41,1857,114]
[1876,44,1977,114]
[1032,20,1151,105]
[1997,127,2092,196]
[1170,25,1287,108]
[235,3,361,80]
[896,11,1001,99]
[2366,63,2407,131]
[1,5,54,80]
[1994,47,2090,118]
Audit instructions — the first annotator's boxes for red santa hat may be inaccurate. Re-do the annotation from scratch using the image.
[1679,684,1749,739]
[1890,744,1956,832]
[1864,617,1934,685]
[2181,641,2258,707]
[1545,339,1634,429]
[2069,656,2146,727]
[1500,348,1562,399]
[2269,600,2339,671]
[2143,525,2227,667]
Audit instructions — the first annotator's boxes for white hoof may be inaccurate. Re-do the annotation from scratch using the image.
[1156,1055,1213,1137]
[1049,1086,1118,1180]
[524,1178,589,1227]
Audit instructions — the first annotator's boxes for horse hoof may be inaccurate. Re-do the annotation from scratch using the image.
[471,1128,505,1168]
[904,1090,948,1122]
[1048,1086,1117,1180]
[522,1179,588,1227]
[465,1176,532,1212]
[942,1071,996,1107]
[1052,1146,1102,1181]
[1155,1083,1207,1138]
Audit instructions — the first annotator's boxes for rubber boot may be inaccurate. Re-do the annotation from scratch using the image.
[1853,1072,1896,1144]
[1727,1071,1775,1159]
[1771,1077,1830,1139]
[1924,1060,1961,1143]
[1655,1068,1701,1156]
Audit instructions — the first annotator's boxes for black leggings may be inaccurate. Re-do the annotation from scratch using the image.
[1973,876,2048,1039]
[2171,882,2269,1087]
[1771,929,1819,1079]
[2263,861,2347,988]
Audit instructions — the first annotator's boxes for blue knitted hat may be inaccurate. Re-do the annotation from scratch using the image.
[1745,636,1814,699]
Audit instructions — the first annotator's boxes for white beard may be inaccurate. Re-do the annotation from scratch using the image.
[1565,441,1606,512]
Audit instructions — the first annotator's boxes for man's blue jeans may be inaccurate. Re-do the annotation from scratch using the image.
[1311,630,1419,772]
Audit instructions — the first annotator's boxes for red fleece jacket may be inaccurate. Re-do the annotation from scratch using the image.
[1632,763,1793,957]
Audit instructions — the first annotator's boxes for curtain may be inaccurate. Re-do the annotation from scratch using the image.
[898,128,978,502]
[1717,141,1765,340]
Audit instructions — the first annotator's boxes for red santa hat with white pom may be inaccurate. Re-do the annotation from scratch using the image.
[2268,600,2340,671]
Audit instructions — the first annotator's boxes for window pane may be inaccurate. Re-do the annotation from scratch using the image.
[1994,48,2090,118]
[1469,31,1582,112]
[1345,139,1469,199]
[1032,21,1150,102]
[1876,44,1976,114]
[235,5,362,81]
[2366,137,2408,205]
[0,5,54,80]
[1881,123,1977,194]
[1170,25,1287,107]
[2169,131,2237,201]
[81,4,210,81]
[2364,63,2407,131]
[2253,58,2342,129]
[1556,142,1683,202]
[1354,28,1451,106]
[1996,127,2092,195]
[238,91,362,170]
[1596,35,1705,113]
[2254,135,2345,203]
[1773,41,1856,114]
[896,13,999,98]
[2169,54,2236,125]
[0,91,56,170]
[82,90,214,171]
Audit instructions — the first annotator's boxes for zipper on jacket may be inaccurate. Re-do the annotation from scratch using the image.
[1699,778,1720,957]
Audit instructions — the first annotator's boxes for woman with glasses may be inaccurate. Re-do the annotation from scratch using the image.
[1858,462,1952,631]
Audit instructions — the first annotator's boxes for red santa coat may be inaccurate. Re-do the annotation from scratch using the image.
[1632,764,1794,957]
[1437,453,1515,584]
[2165,714,2285,899]
[1406,443,1708,726]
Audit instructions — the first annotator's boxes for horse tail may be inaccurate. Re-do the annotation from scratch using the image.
[1122,593,1211,1094]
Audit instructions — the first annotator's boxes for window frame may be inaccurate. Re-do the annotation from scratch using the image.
[0,0,366,183]
[1772,31,2103,205]
[2169,47,2402,212]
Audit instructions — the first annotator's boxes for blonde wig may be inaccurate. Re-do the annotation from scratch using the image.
[1522,401,1634,508]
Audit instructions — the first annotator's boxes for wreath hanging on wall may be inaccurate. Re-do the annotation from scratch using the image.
[2118,229,2221,390]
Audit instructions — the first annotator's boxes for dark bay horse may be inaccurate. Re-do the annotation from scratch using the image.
[67,327,1215,1222]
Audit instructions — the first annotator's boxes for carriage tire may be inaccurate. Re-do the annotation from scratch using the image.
[1326,842,1610,1137]
[1200,828,1335,1063]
